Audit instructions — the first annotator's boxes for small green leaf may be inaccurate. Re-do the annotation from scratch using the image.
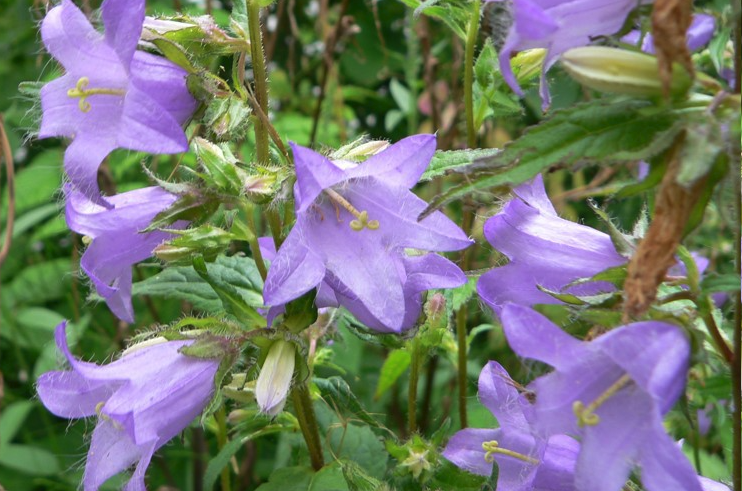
[390,78,412,113]
[0,402,34,445]
[151,38,197,73]
[374,350,411,400]
[420,148,501,182]
[315,377,387,430]
[133,265,223,313]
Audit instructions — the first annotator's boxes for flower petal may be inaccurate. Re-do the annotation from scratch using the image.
[131,52,197,124]
[638,425,702,491]
[442,428,498,477]
[402,253,466,293]
[291,143,346,213]
[477,263,561,313]
[83,420,142,491]
[102,0,145,69]
[64,134,118,205]
[512,174,556,216]
[37,369,115,418]
[123,441,157,491]
[262,218,326,306]
[500,304,583,369]
[531,434,580,491]
[477,361,532,430]
[347,134,436,188]
[118,84,190,154]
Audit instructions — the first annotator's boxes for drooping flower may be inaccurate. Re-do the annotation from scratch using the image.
[476,174,625,315]
[262,135,472,333]
[65,185,183,323]
[38,0,197,203]
[443,361,579,490]
[490,0,649,108]
[622,14,716,54]
[500,303,701,491]
[37,322,220,491]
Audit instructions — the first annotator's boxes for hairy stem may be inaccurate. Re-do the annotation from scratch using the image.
[408,340,421,434]
[247,1,270,165]
[0,114,15,271]
[215,407,232,491]
[464,0,480,148]
[292,383,324,470]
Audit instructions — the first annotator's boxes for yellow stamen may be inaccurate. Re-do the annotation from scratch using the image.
[323,188,380,231]
[482,440,539,465]
[67,77,126,113]
[573,373,632,427]
[95,401,123,430]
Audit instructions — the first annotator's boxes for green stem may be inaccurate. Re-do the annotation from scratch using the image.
[464,0,480,148]
[247,1,270,165]
[215,407,232,491]
[732,157,741,491]
[408,340,421,434]
[292,383,324,471]
[405,9,420,135]
[242,202,268,280]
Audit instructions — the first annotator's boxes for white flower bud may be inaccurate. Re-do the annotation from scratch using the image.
[255,340,296,417]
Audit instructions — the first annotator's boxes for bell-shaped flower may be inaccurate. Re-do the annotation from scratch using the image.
[38,0,197,203]
[490,0,649,108]
[262,135,473,333]
[65,185,183,323]
[443,361,579,490]
[477,174,625,315]
[500,303,701,491]
[37,322,220,491]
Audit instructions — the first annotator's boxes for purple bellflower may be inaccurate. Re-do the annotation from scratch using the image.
[37,322,220,491]
[38,0,197,203]
[261,135,473,333]
[489,0,649,108]
[66,185,182,323]
[477,174,625,315]
[500,303,701,491]
[622,14,716,54]
[443,361,579,490]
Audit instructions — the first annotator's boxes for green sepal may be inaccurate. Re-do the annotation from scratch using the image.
[151,38,198,74]
[203,95,253,142]
[155,224,237,265]
[282,290,319,334]
[144,190,220,232]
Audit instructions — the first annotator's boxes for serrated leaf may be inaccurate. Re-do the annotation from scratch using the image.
[4,259,73,306]
[420,148,501,182]
[338,459,384,491]
[193,255,265,327]
[421,99,686,216]
[132,264,223,313]
[374,350,411,400]
[315,377,386,430]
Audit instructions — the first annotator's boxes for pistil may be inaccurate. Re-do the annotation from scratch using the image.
[67,77,126,113]
[573,373,632,427]
[482,440,539,465]
[323,189,379,231]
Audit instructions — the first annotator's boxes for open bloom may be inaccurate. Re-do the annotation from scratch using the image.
[490,0,649,108]
[66,185,183,323]
[37,322,220,491]
[262,135,472,332]
[500,304,701,491]
[477,174,625,315]
[443,361,579,490]
[39,0,197,202]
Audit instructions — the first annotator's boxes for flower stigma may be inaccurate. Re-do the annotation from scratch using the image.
[573,373,633,428]
[482,440,540,465]
[67,77,126,113]
[323,188,380,231]
[95,401,122,430]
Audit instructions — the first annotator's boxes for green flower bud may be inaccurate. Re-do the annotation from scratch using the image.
[256,340,296,417]
[561,47,692,99]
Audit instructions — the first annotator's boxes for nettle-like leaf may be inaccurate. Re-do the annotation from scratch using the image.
[420,99,688,217]
[420,148,501,182]
[398,0,470,39]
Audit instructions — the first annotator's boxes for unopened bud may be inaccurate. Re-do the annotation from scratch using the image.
[255,340,296,417]
[561,47,692,99]
[344,140,390,160]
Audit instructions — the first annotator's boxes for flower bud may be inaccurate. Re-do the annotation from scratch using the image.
[561,47,692,99]
[255,340,296,417]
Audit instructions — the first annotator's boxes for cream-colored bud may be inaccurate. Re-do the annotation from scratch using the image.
[255,340,296,417]
[561,47,692,98]
[344,140,390,160]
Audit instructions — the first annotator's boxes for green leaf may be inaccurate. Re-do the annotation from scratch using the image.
[0,150,62,222]
[132,264,223,313]
[315,377,387,430]
[152,37,197,73]
[389,78,412,113]
[701,273,741,294]
[255,466,313,491]
[421,99,686,216]
[0,401,34,445]
[374,350,411,400]
[329,425,387,480]
[4,259,73,306]
[420,148,501,182]
[192,254,265,327]
[429,460,484,491]
[0,444,59,476]
[337,459,385,491]
[5,203,58,239]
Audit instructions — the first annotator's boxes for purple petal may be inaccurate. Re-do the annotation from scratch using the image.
[531,434,579,491]
[512,174,556,216]
[83,420,142,491]
[401,254,466,293]
[573,389,652,491]
[346,134,436,188]
[291,143,346,213]
[595,321,690,414]
[258,236,278,262]
[490,428,542,491]
[118,84,190,153]
[63,132,118,204]
[499,304,583,369]
[698,476,732,491]
[442,428,499,476]
[513,0,559,40]
[638,426,703,491]
[263,218,326,306]
[686,14,715,51]
[123,442,156,491]
[39,75,85,139]
[131,52,197,124]
[477,263,563,313]
[477,361,532,429]
[344,180,473,252]
[102,0,145,69]
[37,369,116,419]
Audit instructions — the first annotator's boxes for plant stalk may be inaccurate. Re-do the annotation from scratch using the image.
[408,340,421,434]
[733,157,741,491]
[215,407,232,491]
[464,0,480,148]
[292,383,324,471]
